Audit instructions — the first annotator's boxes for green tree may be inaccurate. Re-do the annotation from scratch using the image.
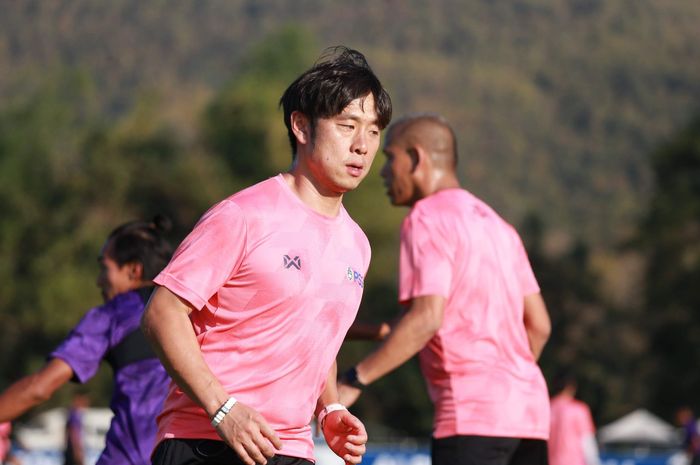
[521,214,650,423]
[0,72,236,412]
[201,27,316,181]
[0,72,113,407]
[640,114,700,418]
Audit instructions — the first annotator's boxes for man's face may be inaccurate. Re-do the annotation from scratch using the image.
[380,128,418,206]
[303,93,381,195]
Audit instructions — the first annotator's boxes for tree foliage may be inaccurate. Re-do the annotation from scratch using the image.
[523,215,650,424]
[2,0,700,247]
[202,28,316,180]
[640,115,700,418]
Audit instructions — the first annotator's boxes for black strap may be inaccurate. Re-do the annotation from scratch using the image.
[105,328,158,370]
[105,287,158,370]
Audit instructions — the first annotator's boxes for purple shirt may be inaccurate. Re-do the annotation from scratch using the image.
[683,419,700,455]
[51,290,169,465]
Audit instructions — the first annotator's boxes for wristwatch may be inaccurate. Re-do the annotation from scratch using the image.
[339,366,366,390]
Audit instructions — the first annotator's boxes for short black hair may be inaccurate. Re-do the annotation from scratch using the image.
[106,214,173,281]
[550,369,577,396]
[279,46,392,156]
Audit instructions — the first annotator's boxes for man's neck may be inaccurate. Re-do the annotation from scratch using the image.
[421,173,461,199]
[281,171,343,217]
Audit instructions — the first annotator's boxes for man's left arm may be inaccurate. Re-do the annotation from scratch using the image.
[316,362,367,465]
[523,292,551,360]
[338,294,445,406]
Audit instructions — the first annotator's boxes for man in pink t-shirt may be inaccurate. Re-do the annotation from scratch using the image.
[339,114,552,465]
[549,373,600,465]
[142,47,393,465]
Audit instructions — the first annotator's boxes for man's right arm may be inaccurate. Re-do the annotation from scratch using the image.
[0,358,73,423]
[141,286,281,465]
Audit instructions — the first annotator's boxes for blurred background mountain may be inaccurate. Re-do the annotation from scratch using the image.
[1,0,699,439]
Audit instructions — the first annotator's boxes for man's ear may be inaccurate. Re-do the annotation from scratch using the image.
[407,148,419,172]
[290,111,311,146]
[408,145,429,174]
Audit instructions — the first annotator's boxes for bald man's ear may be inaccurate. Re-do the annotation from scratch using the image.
[409,145,432,174]
[407,147,420,172]
[290,111,311,146]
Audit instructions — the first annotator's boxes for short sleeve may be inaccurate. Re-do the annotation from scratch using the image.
[398,211,453,303]
[513,232,540,296]
[581,404,596,435]
[154,200,247,310]
[50,307,111,383]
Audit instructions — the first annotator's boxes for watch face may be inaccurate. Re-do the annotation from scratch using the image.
[341,367,365,389]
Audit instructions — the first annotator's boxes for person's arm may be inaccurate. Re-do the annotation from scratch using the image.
[523,292,551,360]
[315,362,340,418]
[67,415,85,465]
[141,286,282,465]
[581,434,601,465]
[338,295,444,407]
[344,321,391,341]
[0,358,73,422]
[315,363,367,465]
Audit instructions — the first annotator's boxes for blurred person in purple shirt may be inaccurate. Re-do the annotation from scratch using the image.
[0,216,173,465]
[64,392,89,465]
[676,406,700,465]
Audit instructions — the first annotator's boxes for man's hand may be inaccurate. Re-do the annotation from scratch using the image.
[322,409,368,465]
[215,402,282,465]
[337,382,362,408]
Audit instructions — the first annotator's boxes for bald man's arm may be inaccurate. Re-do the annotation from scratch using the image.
[338,295,444,407]
[523,293,551,360]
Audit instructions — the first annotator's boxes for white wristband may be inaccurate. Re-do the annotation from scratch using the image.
[318,403,347,429]
[210,397,237,428]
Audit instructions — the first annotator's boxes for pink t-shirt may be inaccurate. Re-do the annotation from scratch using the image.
[549,395,596,465]
[399,189,549,439]
[0,422,11,461]
[153,175,371,460]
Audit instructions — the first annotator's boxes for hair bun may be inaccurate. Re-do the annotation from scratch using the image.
[151,214,173,234]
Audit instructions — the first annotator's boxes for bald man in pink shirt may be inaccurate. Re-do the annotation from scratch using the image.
[339,114,552,465]
[142,47,392,465]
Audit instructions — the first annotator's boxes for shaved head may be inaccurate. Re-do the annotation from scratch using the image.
[381,113,461,205]
[387,114,458,170]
